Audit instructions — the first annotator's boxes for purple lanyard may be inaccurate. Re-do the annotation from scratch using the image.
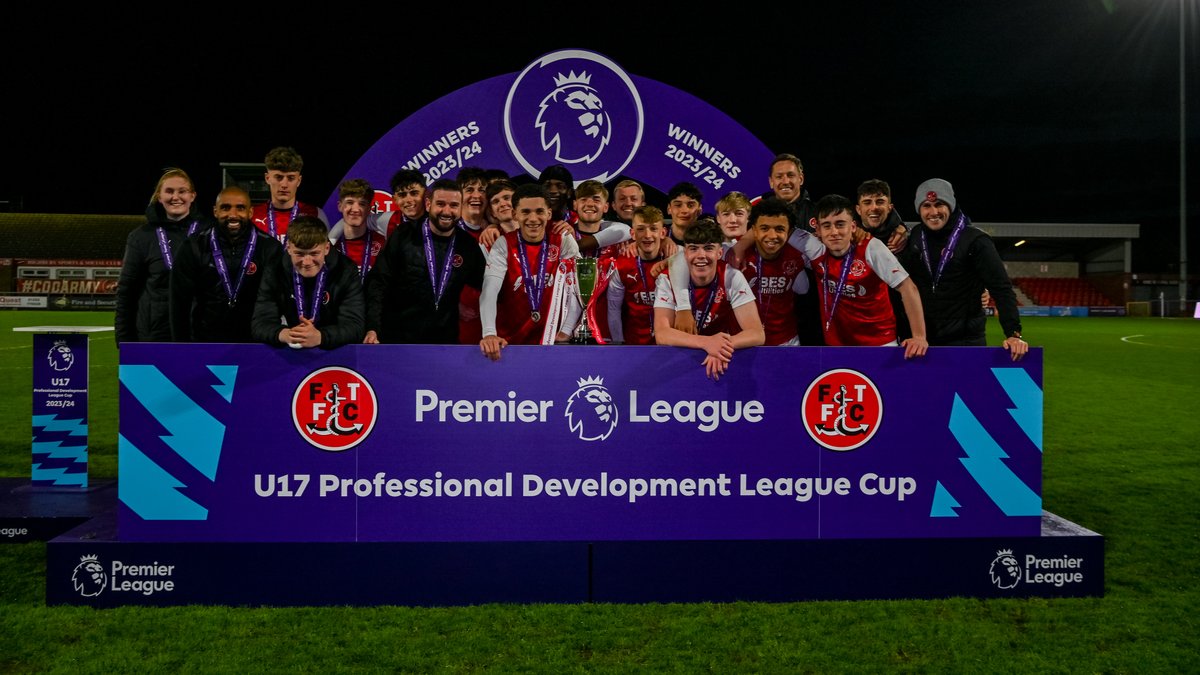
[918,212,967,291]
[516,236,550,320]
[338,228,374,285]
[155,220,199,270]
[292,266,329,323]
[210,228,258,306]
[822,244,855,334]
[268,203,299,241]
[422,220,458,310]
[688,274,720,332]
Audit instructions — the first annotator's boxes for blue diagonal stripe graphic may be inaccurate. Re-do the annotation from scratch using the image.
[948,394,1042,517]
[119,434,208,520]
[991,367,1043,451]
[120,365,225,481]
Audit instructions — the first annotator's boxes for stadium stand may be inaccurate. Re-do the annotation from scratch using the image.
[1013,277,1115,306]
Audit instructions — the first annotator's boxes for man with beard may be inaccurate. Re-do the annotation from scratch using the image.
[363,179,485,344]
[170,186,282,342]
[897,179,1026,360]
[252,217,364,349]
[252,146,328,242]
[479,184,581,360]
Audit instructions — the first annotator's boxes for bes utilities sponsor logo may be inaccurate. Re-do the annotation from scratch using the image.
[71,554,177,597]
[293,366,378,452]
[802,369,882,451]
[989,548,1086,590]
[414,375,763,436]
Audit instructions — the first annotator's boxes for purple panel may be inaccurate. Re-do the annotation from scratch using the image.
[323,49,774,219]
[119,344,1043,543]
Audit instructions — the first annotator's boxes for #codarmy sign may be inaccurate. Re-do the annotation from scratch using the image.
[118,345,1043,543]
[323,49,774,218]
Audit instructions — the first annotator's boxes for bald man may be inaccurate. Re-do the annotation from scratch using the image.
[170,186,283,341]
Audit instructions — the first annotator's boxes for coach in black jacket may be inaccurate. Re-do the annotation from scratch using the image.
[252,216,365,349]
[898,178,1028,361]
[171,187,282,342]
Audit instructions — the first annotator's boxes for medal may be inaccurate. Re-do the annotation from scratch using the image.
[516,236,550,324]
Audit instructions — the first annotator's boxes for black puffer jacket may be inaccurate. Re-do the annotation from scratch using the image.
[115,202,213,344]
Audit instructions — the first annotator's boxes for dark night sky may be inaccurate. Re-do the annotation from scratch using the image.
[1,1,1195,272]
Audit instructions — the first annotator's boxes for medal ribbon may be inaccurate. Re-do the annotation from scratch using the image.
[823,244,855,334]
[211,228,258,305]
[338,227,374,285]
[918,211,967,291]
[516,236,550,321]
[292,266,329,324]
[422,219,458,310]
[155,220,199,271]
[268,203,299,240]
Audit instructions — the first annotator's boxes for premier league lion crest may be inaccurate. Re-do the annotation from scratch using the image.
[505,50,643,183]
[565,376,619,441]
[47,340,75,372]
[989,549,1022,589]
[536,70,611,165]
[72,554,107,597]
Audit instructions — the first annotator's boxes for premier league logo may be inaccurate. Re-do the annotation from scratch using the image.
[801,369,883,451]
[72,554,107,597]
[536,70,611,164]
[989,549,1022,589]
[565,376,619,441]
[505,50,644,183]
[292,367,378,452]
[47,340,74,372]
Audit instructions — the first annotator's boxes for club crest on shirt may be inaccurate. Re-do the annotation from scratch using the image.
[784,260,800,275]
[850,259,868,277]
[452,254,464,268]
[548,245,560,262]
[246,262,258,275]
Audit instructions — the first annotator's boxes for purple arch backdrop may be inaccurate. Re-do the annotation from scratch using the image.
[323,49,773,219]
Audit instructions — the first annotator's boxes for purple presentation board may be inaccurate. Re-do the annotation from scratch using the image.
[118,344,1043,543]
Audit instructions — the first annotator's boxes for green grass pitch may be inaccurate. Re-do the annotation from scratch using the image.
[0,311,1196,671]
